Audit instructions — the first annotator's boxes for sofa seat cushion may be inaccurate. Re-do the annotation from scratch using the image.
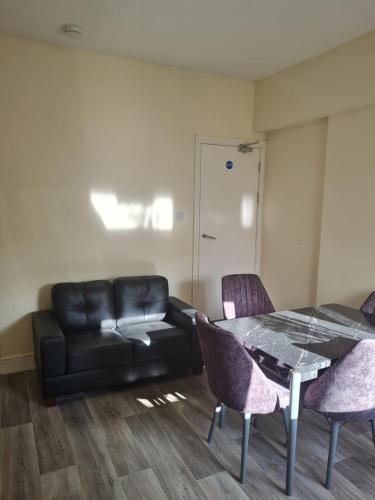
[120,321,191,362]
[66,329,133,373]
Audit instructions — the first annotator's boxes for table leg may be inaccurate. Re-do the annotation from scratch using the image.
[286,371,301,496]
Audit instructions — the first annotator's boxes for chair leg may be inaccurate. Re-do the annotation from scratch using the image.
[207,402,222,443]
[325,420,341,490]
[371,419,375,448]
[219,404,225,429]
[281,406,289,446]
[240,413,251,483]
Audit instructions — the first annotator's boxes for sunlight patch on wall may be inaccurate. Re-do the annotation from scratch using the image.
[91,192,173,230]
[241,195,255,228]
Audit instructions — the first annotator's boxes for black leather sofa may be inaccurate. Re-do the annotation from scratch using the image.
[32,275,203,402]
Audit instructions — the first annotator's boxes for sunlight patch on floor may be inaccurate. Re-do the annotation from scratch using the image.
[136,391,187,408]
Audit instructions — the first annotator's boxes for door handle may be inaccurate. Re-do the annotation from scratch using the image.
[202,233,216,240]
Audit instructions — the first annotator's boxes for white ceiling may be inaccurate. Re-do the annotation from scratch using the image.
[1,0,375,80]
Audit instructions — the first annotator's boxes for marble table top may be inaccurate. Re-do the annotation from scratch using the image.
[215,303,375,381]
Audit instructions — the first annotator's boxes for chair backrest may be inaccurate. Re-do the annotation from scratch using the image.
[195,312,278,414]
[222,274,275,320]
[304,339,375,415]
[360,291,375,320]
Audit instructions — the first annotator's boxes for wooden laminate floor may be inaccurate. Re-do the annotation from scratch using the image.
[1,369,374,499]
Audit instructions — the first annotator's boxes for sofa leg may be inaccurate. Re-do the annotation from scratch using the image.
[44,398,57,407]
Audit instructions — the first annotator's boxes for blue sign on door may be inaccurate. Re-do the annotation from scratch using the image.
[226,160,233,170]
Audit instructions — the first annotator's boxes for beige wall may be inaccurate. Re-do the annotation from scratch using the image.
[317,105,375,307]
[0,35,255,358]
[4,27,375,361]
[256,29,375,313]
[254,30,375,132]
[261,120,327,310]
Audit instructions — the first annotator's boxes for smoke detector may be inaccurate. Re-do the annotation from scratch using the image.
[62,25,83,39]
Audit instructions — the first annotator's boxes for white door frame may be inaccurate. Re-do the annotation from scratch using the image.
[192,135,266,307]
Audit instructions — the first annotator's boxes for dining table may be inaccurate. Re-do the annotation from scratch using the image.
[215,303,375,496]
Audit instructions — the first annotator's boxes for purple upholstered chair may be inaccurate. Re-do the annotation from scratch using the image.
[360,291,375,323]
[195,312,290,483]
[304,339,375,489]
[222,274,275,320]
[222,273,289,382]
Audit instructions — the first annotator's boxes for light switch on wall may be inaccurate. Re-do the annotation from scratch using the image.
[175,211,184,221]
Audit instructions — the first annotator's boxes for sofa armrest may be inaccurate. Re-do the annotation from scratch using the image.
[166,297,196,328]
[32,311,66,378]
[166,297,205,351]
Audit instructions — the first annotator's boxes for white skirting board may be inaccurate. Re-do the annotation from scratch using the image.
[0,352,35,375]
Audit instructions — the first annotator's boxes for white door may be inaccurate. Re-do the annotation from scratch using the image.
[195,142,261,320]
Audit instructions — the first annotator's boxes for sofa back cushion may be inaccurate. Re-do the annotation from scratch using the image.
[52,280,116,333]
[114,275,169,327]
